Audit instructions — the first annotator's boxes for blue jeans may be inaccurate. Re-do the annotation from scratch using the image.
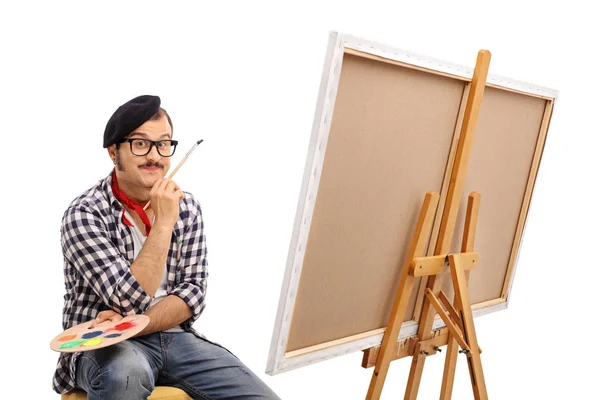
[75,332,280,400]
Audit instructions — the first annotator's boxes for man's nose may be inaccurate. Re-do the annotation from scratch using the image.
[146,143,162,161]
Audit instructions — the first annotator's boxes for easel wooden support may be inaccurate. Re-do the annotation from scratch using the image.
[364,49,491,400]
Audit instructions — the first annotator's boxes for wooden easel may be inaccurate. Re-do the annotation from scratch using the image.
[363,49,491,400]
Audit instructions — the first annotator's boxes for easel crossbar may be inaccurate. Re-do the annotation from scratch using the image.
[362,328,449,368]
[411,252,478,277]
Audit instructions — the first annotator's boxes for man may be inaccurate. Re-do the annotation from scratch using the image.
[53,95,280,399]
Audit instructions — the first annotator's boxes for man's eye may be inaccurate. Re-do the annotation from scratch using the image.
[133,140,148,148]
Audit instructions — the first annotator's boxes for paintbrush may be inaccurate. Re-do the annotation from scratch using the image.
[142,139,203,211]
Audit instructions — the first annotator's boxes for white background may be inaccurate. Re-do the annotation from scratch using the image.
[0,1,598,399]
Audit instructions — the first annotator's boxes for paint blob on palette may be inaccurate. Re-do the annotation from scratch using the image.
[50,315,150,353]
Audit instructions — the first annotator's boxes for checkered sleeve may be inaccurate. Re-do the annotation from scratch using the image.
[61,205,153,315]
[171,195,209,329]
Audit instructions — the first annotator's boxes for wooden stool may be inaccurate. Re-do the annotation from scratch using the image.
[61,386,192,399]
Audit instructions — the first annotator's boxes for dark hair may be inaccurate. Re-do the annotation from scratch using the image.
[150,107,173,133]
[116,107,173,149]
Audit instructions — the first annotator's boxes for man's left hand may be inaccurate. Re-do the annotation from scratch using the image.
[90,310,123,328]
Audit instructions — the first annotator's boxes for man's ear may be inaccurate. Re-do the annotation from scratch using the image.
[107,145,116,164]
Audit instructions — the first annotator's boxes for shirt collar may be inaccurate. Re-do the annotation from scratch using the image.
[104,169,123,210]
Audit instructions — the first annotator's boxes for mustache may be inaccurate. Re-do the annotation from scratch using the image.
[139,161,165,169]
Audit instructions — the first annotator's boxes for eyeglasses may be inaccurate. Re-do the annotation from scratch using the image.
[118,138,179,157]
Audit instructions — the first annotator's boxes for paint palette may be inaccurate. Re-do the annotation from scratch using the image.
[50,315,150,353]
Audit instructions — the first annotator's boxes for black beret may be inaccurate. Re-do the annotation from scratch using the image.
[103,95,161,148]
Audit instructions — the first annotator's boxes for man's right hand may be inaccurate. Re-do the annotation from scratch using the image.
[150,178,184,228]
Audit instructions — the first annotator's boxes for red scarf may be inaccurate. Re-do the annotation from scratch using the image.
[111,170,152,235]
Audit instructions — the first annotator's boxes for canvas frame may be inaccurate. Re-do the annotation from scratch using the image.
[266,31,558,376]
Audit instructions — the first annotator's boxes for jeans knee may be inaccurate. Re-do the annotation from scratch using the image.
[101,361,153,391]
[79,354,155,399]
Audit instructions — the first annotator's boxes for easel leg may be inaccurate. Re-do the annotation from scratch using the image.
[449,254,488,400]
[366,192,440,400]
[440,332,460,399]
[440,192,480,400]
[404,276,445,400]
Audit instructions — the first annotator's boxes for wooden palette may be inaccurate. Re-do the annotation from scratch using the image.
[50,315,150,353]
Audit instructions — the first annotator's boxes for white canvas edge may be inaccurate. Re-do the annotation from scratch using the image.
[340,33,559,99]
[266,31,346,375]
[270,302,508,375]
[266,31,558,375]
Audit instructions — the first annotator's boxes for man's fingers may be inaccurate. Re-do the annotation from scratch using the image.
[164,180,176,194]
[90,310,121,328]
[174,189,184,200]
[96,310,113,323]
[171,182,183,199]
[155,178,169,194]
[108,314,124,323]
[150,178,165,196]
[159,180,182,198]
[90,314,103,328]
[152,179,181,196]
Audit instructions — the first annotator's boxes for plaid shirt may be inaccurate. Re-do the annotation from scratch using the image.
[52,171,209,394]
